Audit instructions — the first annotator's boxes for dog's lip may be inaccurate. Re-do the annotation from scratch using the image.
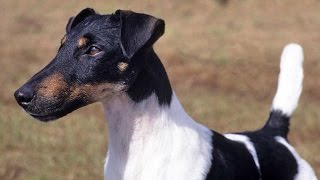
[25,110,63,122]
[29,113,60,122]
[22,102,68,122]
[22,98,90,122]
[25,102,79,122]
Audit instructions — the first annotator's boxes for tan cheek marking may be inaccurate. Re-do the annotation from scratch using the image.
[69,83,127,101]
[78,37,89,48]
[118,62,129,72]
[38,73,67,98]
[61,35,66,45]
[69,85,93,100]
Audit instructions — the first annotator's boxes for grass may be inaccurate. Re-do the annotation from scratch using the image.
[1,0,320,179]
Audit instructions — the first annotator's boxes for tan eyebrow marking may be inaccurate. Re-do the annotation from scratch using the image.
[117,62,129,72]
[78,37,89,48]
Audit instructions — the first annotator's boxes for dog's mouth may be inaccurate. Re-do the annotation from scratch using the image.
[24,105,73,122]
[22,97,91,122]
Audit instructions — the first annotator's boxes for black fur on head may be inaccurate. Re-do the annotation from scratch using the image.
[66,8,97,33]
[14,8,172,122]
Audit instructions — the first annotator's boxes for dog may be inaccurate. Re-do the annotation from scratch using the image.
[14,8,317,180]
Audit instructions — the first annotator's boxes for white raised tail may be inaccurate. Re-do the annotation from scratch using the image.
[271,43,304,116]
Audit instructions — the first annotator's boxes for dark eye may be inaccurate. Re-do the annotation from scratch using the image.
[86,46,102,56]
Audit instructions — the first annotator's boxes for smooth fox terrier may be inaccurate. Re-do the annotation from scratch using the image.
[14,8,317,180]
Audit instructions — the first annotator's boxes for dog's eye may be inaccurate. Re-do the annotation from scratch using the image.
[87,46,102,56]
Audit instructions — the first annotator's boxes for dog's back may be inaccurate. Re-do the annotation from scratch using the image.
[205,44,317,180]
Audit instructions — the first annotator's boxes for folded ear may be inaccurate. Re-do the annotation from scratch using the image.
[66,8,96,33]
[115,10,165,59]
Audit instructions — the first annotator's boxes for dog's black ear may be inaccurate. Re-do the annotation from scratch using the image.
[66,8,96,33]
[66,17,75,32]
[114,10,165,59]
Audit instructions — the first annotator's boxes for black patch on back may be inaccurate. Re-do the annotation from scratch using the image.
[205,131,260,180]
[242,131,298,180]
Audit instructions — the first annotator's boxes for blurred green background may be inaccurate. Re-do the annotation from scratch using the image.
[1,0,319,179]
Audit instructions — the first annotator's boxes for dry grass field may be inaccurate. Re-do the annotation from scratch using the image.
[1,0,319,179]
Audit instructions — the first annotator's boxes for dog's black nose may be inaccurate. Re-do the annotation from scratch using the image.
[14,86,35,108]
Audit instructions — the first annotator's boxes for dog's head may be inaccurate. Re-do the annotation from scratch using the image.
[14,8,165,122]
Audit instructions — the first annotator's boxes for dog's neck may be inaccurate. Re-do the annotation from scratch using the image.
[102,92,213,179]
[102,50,212,179]
[127,48,173,106]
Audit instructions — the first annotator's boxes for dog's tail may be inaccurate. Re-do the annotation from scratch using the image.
[263,43,304,137]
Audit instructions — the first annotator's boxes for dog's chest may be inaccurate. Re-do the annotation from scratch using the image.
[104,120,213,180]
[103,94,213,180]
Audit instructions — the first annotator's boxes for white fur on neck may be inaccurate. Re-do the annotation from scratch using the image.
[102,92,213,180]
